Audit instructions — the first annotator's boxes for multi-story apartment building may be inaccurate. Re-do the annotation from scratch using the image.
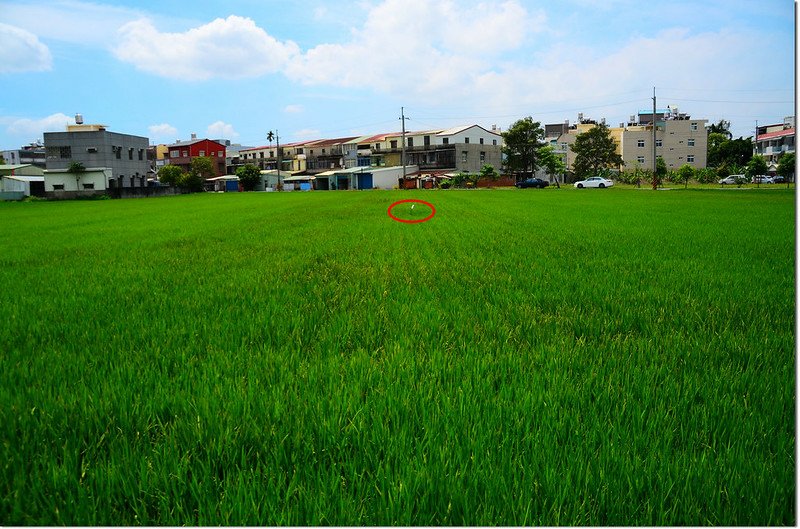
[551,109,707,176]
[165,135,226,176]
[43,120,149,188]
[755,116,795,167]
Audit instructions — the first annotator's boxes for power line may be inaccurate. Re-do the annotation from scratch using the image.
[662,97,792,104]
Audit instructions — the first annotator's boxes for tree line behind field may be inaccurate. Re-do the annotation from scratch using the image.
[500,117,795,188]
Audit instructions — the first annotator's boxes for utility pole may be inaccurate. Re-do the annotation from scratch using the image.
[652,87,658,190]
[400,107,409,182]
[276,130,282,191]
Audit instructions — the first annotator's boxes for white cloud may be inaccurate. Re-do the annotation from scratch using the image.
[292,128,321,141]
[207,121,239,139]
[112,15,300,80]
[148,123,178,140]
[5,113,75,138]
[284,105,304,114]
[0,23,52,73]
[285,0,541,94]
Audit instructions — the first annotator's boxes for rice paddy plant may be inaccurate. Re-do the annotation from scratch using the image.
[0,188,794,525]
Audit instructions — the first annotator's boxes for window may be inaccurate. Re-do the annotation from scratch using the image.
[138,149,144,160]
[464,137,470,144]
[83,183,94,190]
[269,151,274,158]
[637,139,645,148]
[655,139,662,147]
[259,152,264,159]
[479,138,484,145]
[115,146,121,159]
[493,140,497,146]
[390,140,398,149]
[60,146,72,159]
[199,150,205,156]
[87,146,98,153]
[561,142,568,150]
[297,148,303,154]
[688,138,695,147]
[480,151,485,163]
[462,151,468,163]
[637,156,645,164]
[53,184,64,190]
[170,150,179,157]
[691,122,698,131]
[128,148,133,160]
[182,150,188,157]
[424,136,430,147]
[687,155,695,163]
[407,138,413,148]
[443,138,449,145]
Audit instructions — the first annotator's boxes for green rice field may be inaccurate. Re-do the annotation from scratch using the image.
[0,187,795,525]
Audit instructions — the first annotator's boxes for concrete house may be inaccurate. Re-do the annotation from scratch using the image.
[165,135,227,177]
[755,116,795,167]
[0,164,45,199]
[43,119,149,189]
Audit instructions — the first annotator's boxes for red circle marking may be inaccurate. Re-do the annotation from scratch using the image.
[387,199,436,224]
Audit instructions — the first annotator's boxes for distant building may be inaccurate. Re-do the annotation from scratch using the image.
[0,164,45,198]
[755,116,795,169]
[236,124,503,185]
[43,120,149,188]
[550,109,708,178]
[2,142,46,169]
[164,135,227,177]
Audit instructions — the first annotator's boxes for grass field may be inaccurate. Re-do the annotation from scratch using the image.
[0,187,795,525]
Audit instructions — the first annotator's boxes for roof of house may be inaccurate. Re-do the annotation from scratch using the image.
[756,128,795,141]
[437,124,502,137]
[2,175,44,182]
[167,138,226,148]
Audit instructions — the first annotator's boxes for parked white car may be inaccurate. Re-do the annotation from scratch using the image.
[574,176,614,188]
[719,175,745,185]
[751,175,774,184]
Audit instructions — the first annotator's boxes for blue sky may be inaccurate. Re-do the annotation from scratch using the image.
[0,0,794,149]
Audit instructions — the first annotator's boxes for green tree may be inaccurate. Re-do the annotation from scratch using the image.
[706,132,729,167]
[745,155,768,185]
[777,152,795,187]
[707,119,732,139]
[501,117,545,179]
[236,164,261,191]
[67,161,86,190]
[183,156,215,192]
[571,123,624,180]
[676,164,694,189]
[694,167,717,184]
[537,145,566,188]
[0,154,6,164]
[157,164,184,187]
[711,137,753,169]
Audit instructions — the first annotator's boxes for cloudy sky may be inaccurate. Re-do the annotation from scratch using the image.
[0,0,794,149]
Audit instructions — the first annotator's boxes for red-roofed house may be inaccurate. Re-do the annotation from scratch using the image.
[755,117,795,166]
[165,136,226,176]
